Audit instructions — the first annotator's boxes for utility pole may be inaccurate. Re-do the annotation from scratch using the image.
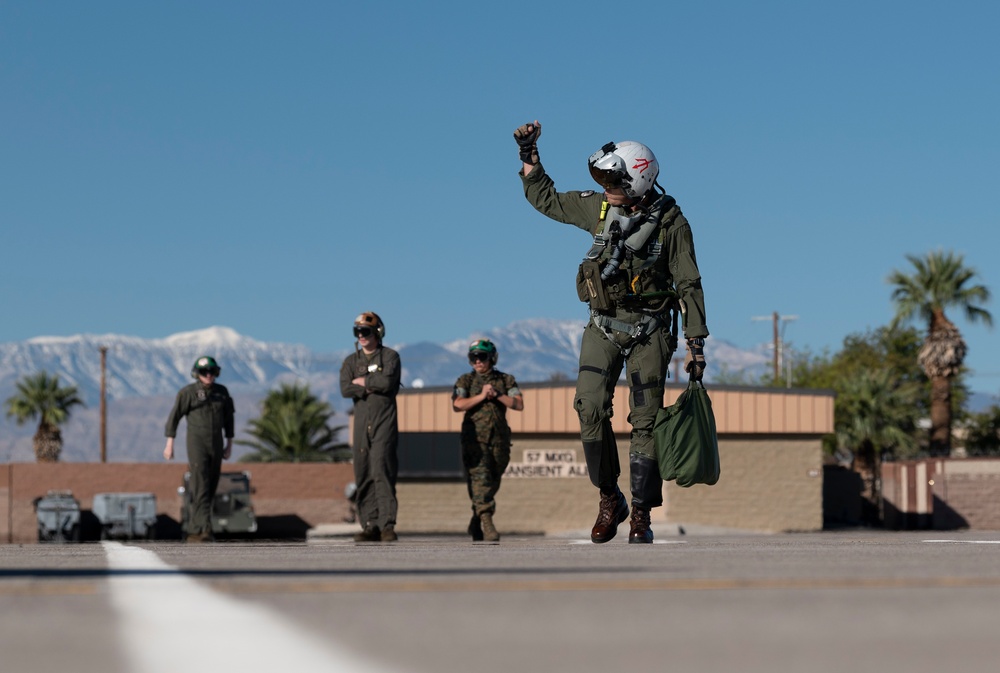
[99,346,108,463]
[752,312,798,385]
[771,311,780,381]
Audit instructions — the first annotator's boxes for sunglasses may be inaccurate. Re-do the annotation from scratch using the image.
[353,326,374,338]
[197,367,220,377]
[469,352,490,363]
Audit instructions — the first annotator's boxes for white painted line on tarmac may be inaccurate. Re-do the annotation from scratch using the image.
[102,542,401,673]
[923,540,1000,544]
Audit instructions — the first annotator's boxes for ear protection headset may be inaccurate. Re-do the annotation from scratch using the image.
[190,355,221,379]
[468,339,499,365]
[354,311,386,339]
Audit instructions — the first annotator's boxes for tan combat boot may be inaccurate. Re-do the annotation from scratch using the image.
[353,525,380,542]
[480,512,500,542]
[468,514,484,541]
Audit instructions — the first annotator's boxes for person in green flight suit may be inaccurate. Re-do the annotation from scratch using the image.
[514,121,709,544]
[452,339,524,542]
[340,311,402,542]
[163,355,235,543]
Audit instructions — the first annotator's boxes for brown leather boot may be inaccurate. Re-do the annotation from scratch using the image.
[480,512,500,542]
[591,488,628,543]
[380,525,398,542]
[628,506,653,544]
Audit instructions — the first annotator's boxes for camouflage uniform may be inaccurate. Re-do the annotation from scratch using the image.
[165,381,235,536]
[340,345,401,533]
[453,369,521,517]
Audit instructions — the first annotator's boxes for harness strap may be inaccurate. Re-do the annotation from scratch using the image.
[629,372,662,407]
[590,311,673,357]
[590,313,640,337]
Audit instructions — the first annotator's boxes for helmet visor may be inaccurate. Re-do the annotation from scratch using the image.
[589,164,629,191]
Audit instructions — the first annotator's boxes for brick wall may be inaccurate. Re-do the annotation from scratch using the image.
[10,454,998,541]
[934,460,1000,530]
[3,432,829,543]
[665,438,824,532]
[880,458,1000,530]
[2,462,354,544]
[0,465,9,544]
[399,435,825,534]
[397,477,598,535]
[398,437,613,535]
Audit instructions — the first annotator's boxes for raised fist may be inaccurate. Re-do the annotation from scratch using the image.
[513,121,541,165]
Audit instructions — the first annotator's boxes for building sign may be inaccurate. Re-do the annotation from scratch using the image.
[505,449,589,478]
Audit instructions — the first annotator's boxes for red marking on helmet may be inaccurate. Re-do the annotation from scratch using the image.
[632,158,652,174]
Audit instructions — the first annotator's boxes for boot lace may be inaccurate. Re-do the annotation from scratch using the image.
[596,491,621,525]
[630,506,650,530]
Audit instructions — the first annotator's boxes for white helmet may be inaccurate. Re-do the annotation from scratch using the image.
[588,140,659,200]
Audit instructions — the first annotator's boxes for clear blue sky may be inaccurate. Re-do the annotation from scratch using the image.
[2,2,997,393]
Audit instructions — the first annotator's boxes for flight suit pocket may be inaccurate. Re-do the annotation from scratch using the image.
[576,260,612,311]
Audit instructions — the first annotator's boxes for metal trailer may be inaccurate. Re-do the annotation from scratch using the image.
[34,491,81,543]
[179,470,258,536]
[92,492,158,540]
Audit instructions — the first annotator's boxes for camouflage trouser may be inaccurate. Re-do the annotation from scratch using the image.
[187,438,223,535]
[462,439,511,517]
[574,319,675,490]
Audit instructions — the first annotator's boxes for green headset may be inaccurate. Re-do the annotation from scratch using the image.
[468,339,498,365]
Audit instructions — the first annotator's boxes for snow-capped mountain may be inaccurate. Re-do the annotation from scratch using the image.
[0,321,770,462]
[3,326,318,402]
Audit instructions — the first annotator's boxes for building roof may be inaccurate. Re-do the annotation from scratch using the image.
[397,382,834,435]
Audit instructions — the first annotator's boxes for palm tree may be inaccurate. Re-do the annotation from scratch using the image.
[4,371,86,462]
[835,368,921,524]
[888,250,992,456]
[237,383,349,462]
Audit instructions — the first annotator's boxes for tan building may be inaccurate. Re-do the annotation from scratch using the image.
[390,381,835,534]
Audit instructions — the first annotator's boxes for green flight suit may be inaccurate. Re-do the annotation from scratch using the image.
[521,163,709,505]
[165,381,235,535]
[340,346,401,532]
[453,369,521,517]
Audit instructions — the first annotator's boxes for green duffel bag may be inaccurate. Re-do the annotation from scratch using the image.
[654,380,720,487]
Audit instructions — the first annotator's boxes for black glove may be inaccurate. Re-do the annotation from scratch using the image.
[685,338,706,382]
[513,121,541,165]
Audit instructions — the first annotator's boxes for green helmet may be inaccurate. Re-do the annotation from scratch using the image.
[468,339,498,365]
[191,355,221,379]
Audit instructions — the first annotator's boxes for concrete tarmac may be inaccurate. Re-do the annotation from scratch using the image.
[2,528,1000,673]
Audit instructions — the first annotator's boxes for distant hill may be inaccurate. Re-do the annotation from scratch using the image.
[0,321,770,462]
[968,391,1000,414]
